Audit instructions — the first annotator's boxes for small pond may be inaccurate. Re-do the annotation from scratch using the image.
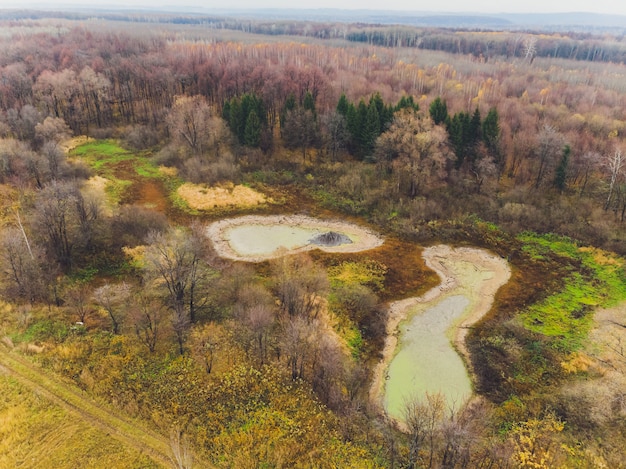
[225,224,323,257]
[384,295,472,420]
[206,215,383,262]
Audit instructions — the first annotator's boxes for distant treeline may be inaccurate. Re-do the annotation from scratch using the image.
[2,10,626,64]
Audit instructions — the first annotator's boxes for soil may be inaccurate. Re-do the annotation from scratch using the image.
[369,245,511,414]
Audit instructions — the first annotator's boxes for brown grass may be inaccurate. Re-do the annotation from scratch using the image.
[177,182,270,210]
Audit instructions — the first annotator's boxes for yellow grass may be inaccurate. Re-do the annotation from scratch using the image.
[122,245,146,268]
[0,184,18,227]
[177,182,270,210]
[82,176,113,216]
[157,166,178,177]
[60,136,91,154]
[0,375,160,468]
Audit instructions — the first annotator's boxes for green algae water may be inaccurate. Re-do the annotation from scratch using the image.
[225,224,321,257]
[384,295,472,420]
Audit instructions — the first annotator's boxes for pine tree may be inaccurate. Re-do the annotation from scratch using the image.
[554,145,570,192]
[228,98,244,144]
[303,91,316,118]
[336,93,349,116]
[280,93,297,132]
[429,97,448,125]
[244,110,261,147]
[482,107,502,171]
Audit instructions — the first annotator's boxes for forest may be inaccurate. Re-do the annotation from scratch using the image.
[0,9,626,469]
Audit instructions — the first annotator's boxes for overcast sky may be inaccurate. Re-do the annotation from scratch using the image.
[2,0,625,16]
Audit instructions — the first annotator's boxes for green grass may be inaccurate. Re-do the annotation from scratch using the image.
[517,233,626,352]
[70,139,172,206]
[70,139,165,180]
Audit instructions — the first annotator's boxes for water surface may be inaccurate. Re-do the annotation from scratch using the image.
[225,224,321,256]
[384,295,472,420]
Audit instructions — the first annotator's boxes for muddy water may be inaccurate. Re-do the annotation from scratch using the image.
[384,295,472,420]
[225,224,321,257]
[378,246,510,423]
[207,215,384,261]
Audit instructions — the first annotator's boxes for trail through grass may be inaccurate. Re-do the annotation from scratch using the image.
[0,341,190,469]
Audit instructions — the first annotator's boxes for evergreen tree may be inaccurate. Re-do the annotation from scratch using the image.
[228,98,244,143]
[303,91,316,118]
[336,93,349,116]
[482,107,502,171]
[244,110,261,147]
[429,97,448,125]
[395,95,419,113]
[554,145,571,192]
[281,93,297,132]
[361,103,380,158]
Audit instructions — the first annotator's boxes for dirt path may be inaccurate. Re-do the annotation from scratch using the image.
[369,245,511,411]
[0,341,198,469]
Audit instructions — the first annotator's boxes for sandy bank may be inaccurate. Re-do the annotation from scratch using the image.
[370,245,511,413]
[206,215,383,262]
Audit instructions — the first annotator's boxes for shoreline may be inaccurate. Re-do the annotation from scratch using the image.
[206,214,384,262]
[369,245,511,416]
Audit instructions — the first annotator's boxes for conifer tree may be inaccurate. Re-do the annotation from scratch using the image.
[429,97,448,125]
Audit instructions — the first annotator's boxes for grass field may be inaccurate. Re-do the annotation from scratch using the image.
[0,374,162,469]
[0,342,175,469]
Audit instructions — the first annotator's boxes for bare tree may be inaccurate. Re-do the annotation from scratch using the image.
[523,36,537,63]
[533,124,565,189]
[166,95,227,157]
[34,116,71,147]
[64,281,93,324]
[169,426,193,469]
[273,254,328,319]
[375,110,451,197]
[322,110,349,162]
[604,148,624,211]
[32,181,81,271]
[403,392,446,469]
[144,227,215,353]
[0,227,44,302]
[281,315,318,380]
[131,292,165,353]
[93,282,131,334]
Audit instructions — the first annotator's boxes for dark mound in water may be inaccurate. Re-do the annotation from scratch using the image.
[309,231,352,247]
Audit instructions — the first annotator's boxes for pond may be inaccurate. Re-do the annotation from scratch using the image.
[225,224,322,257]
[373,245,511,424]
[383,295,472,420]
[206,215,383,262]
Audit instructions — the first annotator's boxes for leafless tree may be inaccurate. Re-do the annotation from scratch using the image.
[166,95,227,157]
[131,292,165,353]
[403,392,446,469]
[0,227,44,302]
[64,281,93,324]
[169,426,193,469]
[93,282,131,334]
[375,110,451,197]
[604,148,624,211]
[144,226,215,353]
[273,254,328,319]
[533,124,565,189]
